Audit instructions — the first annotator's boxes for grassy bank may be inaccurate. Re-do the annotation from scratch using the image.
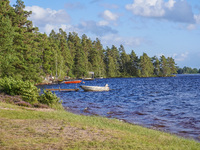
[0,102,199,150]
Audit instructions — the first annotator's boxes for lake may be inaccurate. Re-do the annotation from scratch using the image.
[38,74,200,141]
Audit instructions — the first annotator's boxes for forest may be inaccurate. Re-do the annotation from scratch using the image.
[0,0,178,83]
[177,67,200,74]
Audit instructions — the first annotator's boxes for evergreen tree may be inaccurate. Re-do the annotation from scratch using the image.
[58,28,73,77]
[152,56,161,76]
[129,50,138,76]
[74,47,87,78]
[49,30,62,78]
[0,0,181,82]
[92,38,106,77]
[105,47,116,77]
[0,16,16,77]
[12,0,32,28]
[107,55,116,77]
[71,33,87,78]
[81,34,91,74]
[167,57,177,75]
[39,33,53,75]
[21,29,43,82]
[139,53,154,77]
[119,44,130,76]
[110,45,121,76]
[160,55,170,76]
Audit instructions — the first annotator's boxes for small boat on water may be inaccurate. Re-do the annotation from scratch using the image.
[80,84,109,92]
[64,80,82,84]
[82,78,94,81]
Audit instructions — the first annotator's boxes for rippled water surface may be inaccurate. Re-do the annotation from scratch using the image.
[38,75,200,141]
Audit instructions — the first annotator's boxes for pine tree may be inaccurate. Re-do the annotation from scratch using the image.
[139,53,154,77]
[49,30,62,78]
[129,50,138,77]
[81,34,91,74]
[119,44,130,76]
[110,45,121,76]
[12,0,32,28]
[105,47,118,77]
[70,32,87,78]
[92,38,106,77]
[167,57,177,75]
[0,16,16,77]
[58,28,73,77]
[152,56,161,76]
[38,33,51,75]
[160,55,170,76]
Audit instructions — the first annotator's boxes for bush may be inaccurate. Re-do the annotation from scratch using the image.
[0,77,63,110]
[38,90,63,110]
[0,77,39,104]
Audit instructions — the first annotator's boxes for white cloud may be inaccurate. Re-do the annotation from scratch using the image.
[44,24,55,34]
[97,20,109,26]
[78,21,118,36]
[173,52,189,62]
[100,10,119,21]
[165,0,176,9]
[126,0,195,23]
[173,52,200,68]
[25,6,71,26]
[126,0,165,17]
[101,34,143,48]
[44,24,83,35]
[186,14,200,30]
[194,14,200,24]
[186,24,196,30]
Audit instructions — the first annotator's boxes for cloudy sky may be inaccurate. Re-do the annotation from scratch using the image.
[10,0,200,68]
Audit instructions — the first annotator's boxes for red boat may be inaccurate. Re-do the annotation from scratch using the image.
[64,80,82,84]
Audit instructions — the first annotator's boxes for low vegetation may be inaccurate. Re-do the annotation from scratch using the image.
[0,102,200,150]
[0,77,62,110]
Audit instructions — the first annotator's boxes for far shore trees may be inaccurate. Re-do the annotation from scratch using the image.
[0,0,178,82]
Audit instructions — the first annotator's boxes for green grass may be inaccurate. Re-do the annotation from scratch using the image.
[0,102,199,150]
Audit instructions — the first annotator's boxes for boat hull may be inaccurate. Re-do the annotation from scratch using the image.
[64,80,82,84]
[80,85,109,92]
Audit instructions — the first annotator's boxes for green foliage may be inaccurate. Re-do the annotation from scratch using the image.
[38,90,62,107]
[139,53,154,77]
[177,66,200,74]
[0,0,179,81]
[0,77,39,104]
[0,77,62,109]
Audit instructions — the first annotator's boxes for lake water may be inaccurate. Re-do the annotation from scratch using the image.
[38,74,200,141]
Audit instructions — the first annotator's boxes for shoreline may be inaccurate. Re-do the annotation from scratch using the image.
[0,101,200,149]
[64,106,200,142]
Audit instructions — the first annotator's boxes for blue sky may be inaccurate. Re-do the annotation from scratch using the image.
[10,0,200,68]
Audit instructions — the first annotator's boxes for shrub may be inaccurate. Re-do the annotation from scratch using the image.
[38,90,63,110]
[38,90,60,105]
[0,77,63,110]
[0,77,39,104]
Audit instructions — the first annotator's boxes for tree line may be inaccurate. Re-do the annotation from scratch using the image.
[0,0,177,83]
[177,67,200,74]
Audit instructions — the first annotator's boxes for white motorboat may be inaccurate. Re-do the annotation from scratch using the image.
[80,84,109,92]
